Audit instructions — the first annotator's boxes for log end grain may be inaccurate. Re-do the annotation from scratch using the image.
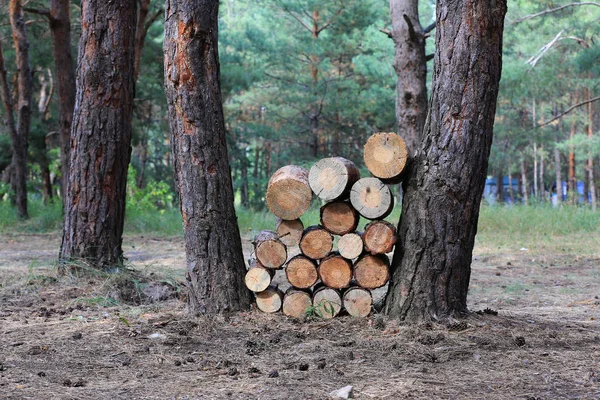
[353,254,390,289]
[337,232,364,260]
[318,254,352,289]
[309,157,360,201]
[276,218,304,247]
[343,287,372,317]
[299,226,334,260]
[282,289,312,318]
[266,165,312,220]
[350,178,394,220]
[256,287,283,313]
[313,286,342,319]
[285,255,318,289]
[245,266,273,292]
[363,220,397,254]
[254,230,287,269]
[363,132,408,180]
[320,201,359,235]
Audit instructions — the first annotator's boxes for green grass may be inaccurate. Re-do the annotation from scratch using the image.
[1,199,599,256]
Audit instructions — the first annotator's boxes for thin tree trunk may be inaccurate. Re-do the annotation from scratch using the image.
[60,0,137,269]
[587,88,597,211]
[540,146,545,201]
[240,155,249,207]
[389,0,428,156]
[164,0,252,313]
[568,100,577,205]
[496,170,504,204]
[520,158,528,205]
[508,171,514,204]
[7,0,33,219]
[554,146,563,205]
[385,0,507,321]
[533,142,538,201]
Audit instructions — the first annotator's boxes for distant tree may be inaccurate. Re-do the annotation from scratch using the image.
[24,0,76,203]
[60,0,137,269]
[163,0,252,313]
[385,0,507,321]
[2,0,33,219]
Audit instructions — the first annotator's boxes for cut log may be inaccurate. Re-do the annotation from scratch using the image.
[285,255,318,289]
[320,201,359,235]
[266,165,312,220]
[318,254,353,289]
[363,221,397,254]
[350,178,394,220]
[282,288,312,318]
[343,287,372,317]
[353,254,390,289]
[275,218,304,247]
[299,226,333,260]
[312,285,342,319]
[253,230,287,269]
[245,264,274,293]
[308,157,360,201]
[255,286,283,313]
[337,232,364,260]
[363,132,408,181]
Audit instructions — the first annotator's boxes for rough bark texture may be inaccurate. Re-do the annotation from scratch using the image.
[164,0,252,313]
[50,0,76,202]
[385,0,507,321]
[9,0,33,219]
[60,0,137,269]
[390,0,428,156]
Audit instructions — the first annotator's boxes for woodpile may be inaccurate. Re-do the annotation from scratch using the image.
[246,133,408,318]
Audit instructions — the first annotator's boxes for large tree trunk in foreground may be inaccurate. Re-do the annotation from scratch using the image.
[60,0,137,269]
[389,0,428,156]
[164,0,251,313]
[385,0,507,321]
[8,0,33,219]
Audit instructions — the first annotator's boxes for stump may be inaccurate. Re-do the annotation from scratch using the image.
[299,226,333,260]
[318,254,352,289]
[337,232,364,260]
[363,132,408,181]
[266,165,312,220]
[363,220,397,254]
[320,201,359,235]
[285,255,318,289]
[350,178,394,220]
[282,288,312,318]
[353,254,390,289]
[254,230,287,269]
[275,218,304,247]
[245,264,274,293]
[343,287,372,317]
[256,286,283,313]
[312,285,342,319]
[308,157,360,201]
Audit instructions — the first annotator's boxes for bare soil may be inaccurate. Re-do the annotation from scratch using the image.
[0,233,599,399]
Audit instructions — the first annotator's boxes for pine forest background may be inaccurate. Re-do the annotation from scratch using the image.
[1,0,599,228]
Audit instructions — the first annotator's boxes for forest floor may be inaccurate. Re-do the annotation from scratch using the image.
[0,233,599,399]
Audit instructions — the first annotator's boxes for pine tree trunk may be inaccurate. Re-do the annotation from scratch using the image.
[8,0,33,219]
[385,0,507,322]
[49,0,76,205]
[164,0,251,313]
[60,0,137,269]
[389,0,428,156]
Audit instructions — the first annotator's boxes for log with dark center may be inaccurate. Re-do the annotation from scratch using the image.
[350,178,394,220]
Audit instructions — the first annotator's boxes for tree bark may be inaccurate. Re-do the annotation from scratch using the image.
[389,0,428,156]
[164,0,251,313]
[385,0,507,322]
[8,0,33,219]
[60,0,137,269]
[49,0,76,204]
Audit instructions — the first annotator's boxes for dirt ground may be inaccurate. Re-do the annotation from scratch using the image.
[0,233,599,399]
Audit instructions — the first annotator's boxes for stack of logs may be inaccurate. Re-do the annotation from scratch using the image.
[245,133,408,318]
